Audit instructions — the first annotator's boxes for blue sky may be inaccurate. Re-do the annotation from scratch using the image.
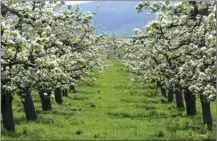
[65,1,91,5]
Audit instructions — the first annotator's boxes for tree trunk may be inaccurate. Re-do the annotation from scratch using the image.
[160,86,167,98]
[167,88,174,102]
[54,88,63,104]
[39,89,52,111]
[184,88,196,116]
[22,87,37,120]
[200,94,212,130]
[1,93,15,132]
[156,81,161,88]
[157,81,167,98]
[70,85,76,93]
[63,89,68,96]
[174,88,184,108]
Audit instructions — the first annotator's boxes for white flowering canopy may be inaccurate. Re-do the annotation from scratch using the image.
[121,1,216,101]
[1,1,107,95]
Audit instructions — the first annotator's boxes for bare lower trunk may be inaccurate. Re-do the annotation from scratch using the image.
[1,93,15,132]
[70,85,76,93]
[55,88,63,104]
[174,87,184,108]
[157,81,167,98]
[156,81,161,88]
[39,89,52,111]
[200,94,212,130]
[167,88,174,102]
[184,88,196,116]
[63,89,68,96]
[22,87,37,120]
[160,86,167,98]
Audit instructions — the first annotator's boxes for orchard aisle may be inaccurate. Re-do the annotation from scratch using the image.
[2,60,216,140]
[61,59,166,140]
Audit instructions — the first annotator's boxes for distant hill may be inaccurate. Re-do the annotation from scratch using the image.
[60,1,156,37]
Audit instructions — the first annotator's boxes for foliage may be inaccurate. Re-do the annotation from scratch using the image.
[122,1,216,101]
[1,1,107,96]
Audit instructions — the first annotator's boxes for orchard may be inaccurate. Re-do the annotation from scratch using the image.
[123,1,216,129]
[1,1,216,140]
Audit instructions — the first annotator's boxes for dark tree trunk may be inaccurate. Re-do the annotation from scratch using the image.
[118,54,121,59]
[157,81,161,88]
[174,88,184,108]
[167,88,174,102]
[54,88,63,104]
[200,94,212,130]
[39,89,52,111]
[157,81,167,98]
[22,87,37,120]
[1,93,15,132]
[63,89,68,96]
[160,86,167,98]
[70,85,76,93]
[184,89,196,116]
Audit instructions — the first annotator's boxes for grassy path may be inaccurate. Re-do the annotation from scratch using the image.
[1,60,216,140]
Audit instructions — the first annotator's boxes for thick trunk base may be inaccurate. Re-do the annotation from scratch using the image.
[70,85,76,93]
[160,86,167,98]
[39,89,52,111]
[63,89,68,96]
[167,88,174,102]
[200,95,212,130]
[22,88,37,120]
[174,88,184,108]
[184,89,196,116]
[1,94,15,132]
[157,81,161,89]
[55,88,63,104]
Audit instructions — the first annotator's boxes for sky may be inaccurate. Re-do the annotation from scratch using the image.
[65,1,91,5]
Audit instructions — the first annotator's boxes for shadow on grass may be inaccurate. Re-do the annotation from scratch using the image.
[66,95,89,100]
[13,108,82,125]
[35,107,82,114]
[136,105,156,110]
[1,129,23,138]
[113,85,157,90]
[120,98,159,104]
[13,116,28,125]
[76,90,93,94]
[107,111,187,120]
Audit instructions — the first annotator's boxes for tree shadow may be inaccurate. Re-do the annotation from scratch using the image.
[107,111,187,120]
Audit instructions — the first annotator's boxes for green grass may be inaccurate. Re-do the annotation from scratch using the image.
[1,59,216,140]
